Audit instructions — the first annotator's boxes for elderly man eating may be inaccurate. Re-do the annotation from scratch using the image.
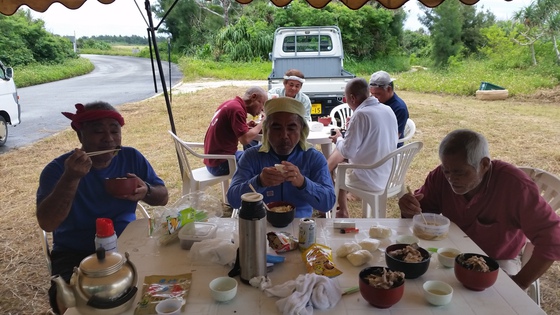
[37,101,169,315]
[399,129,560,291]
[227,97,335,218]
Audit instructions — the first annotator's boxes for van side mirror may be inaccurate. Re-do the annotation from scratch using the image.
[6,67,13,79]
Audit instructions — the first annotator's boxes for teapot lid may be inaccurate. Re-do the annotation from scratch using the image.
[80,248,126,277]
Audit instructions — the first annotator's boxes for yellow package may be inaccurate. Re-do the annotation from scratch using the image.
[302,244,343,278]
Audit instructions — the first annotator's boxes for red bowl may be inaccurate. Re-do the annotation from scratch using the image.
[454,253,499,291]
[317,116,331,126]
[105,177,137,196]
[359,266,405,308]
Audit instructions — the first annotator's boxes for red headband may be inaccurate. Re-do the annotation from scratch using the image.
[62,103,125,131]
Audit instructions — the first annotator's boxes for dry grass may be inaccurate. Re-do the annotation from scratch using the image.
[1,86,559,314]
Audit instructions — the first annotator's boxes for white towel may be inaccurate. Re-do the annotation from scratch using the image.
[265,273,342,315]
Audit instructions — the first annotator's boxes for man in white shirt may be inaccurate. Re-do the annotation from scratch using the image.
[327,78,398,218]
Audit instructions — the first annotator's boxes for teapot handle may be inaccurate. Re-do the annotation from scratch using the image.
[86,286,137,309]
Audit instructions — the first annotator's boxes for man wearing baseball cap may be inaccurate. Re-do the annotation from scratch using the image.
[369,70,409,147]
[227,97,335,218]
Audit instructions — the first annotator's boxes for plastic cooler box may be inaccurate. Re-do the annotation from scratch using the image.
[479,81,505,90]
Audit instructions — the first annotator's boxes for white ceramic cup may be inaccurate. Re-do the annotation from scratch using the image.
[423,280,453,306]
[155,298,183,315]
[437,247,461,268]
[209,276,238,302]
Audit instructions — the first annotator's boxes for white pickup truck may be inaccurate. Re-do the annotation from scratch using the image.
[0,60,21,146]
[268,26,355,120]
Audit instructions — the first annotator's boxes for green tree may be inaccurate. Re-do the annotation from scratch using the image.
[0,10,76,66]
[460,5,495,55]
[214,16,273,61]
[420,1,463,68]
[154,0,225,54]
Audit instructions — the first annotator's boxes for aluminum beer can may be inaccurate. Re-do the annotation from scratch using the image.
[298,218,316,250]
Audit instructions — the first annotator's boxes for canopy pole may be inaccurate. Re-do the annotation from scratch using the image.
[144,0,176,135]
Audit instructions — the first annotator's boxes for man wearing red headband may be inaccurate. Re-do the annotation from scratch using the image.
[36,101,169,315]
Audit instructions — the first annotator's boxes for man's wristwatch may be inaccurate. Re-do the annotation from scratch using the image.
[144,181,152,197]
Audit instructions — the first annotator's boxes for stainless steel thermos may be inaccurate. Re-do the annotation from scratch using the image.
[238,192,267,284]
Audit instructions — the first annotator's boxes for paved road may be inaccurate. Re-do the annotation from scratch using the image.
[0,54,182,153]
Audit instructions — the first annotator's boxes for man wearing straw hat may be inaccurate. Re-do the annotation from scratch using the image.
[227,97,335,218]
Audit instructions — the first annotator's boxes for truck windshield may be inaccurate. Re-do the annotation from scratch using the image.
[282,35,333,53]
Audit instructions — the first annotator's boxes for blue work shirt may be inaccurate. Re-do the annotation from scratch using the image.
[227,144,335,218]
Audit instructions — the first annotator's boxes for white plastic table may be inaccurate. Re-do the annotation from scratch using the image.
[65,218,545,315]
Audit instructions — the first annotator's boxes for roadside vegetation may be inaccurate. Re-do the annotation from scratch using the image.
[4,0,559,97]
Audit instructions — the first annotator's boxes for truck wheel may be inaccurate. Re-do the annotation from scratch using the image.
[0,116,7,146]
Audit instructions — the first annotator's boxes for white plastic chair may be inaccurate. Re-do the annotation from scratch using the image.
[329,103,353,129]
[40,203,150,274]
[397,118,416,144]
[518,167,560,306]
[169,130,236,204]
[330,141,423,218]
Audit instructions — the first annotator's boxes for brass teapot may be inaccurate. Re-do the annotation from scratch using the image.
[52,248,138,315]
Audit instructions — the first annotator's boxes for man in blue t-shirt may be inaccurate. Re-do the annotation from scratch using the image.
[37,101,169,315]
[369,70,409,147]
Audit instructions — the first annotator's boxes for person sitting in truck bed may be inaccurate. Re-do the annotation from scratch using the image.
[369,70,409,147]
[268,69,312,122]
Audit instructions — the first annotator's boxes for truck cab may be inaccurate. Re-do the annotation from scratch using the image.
[0,60,21,146]
[268,26,355,120]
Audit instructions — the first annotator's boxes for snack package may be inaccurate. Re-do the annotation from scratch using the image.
[302,244,343,278]
[134,273,192,315]
[267,231,298,253]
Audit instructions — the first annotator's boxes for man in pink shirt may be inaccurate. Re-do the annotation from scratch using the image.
[399,129,560,291]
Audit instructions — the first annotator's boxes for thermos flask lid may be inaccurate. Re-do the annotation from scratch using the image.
[241,192,263,202]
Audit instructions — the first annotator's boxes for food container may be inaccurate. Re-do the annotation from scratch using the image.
[178,222,217,250]
[412,213,450,240]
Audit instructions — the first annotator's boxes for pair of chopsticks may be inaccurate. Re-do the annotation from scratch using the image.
[407,186,428,225]
[248,183,271,211]
[86,148,121,157]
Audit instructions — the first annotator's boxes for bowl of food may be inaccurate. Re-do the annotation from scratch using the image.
[318,116,331,126]
[437,247,461,268]
[412,213,450,240]
[359,266,405,309]
[105,177,137,196]
[423,280,453,306]
[385,243,431,279]
[266,201,295,228]
[209,276,238,302]
[454,253,499,291]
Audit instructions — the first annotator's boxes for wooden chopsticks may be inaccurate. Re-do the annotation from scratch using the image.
[86,148,121,157]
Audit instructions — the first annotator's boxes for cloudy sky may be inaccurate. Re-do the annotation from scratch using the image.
[28,0,533,37]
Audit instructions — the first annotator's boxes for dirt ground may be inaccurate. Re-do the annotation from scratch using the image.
[1,83,559,314]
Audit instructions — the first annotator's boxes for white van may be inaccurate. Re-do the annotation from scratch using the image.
[0,60,20,146]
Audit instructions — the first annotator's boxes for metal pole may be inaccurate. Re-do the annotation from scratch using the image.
[144,0,176,134]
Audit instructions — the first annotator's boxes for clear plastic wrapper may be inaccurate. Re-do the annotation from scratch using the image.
[151,192,223,246]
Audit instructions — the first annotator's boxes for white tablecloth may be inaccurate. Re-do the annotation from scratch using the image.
[65,218,544,315]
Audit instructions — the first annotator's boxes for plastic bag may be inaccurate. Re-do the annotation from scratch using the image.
[134,273,192,315]
[152,191,223,246]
